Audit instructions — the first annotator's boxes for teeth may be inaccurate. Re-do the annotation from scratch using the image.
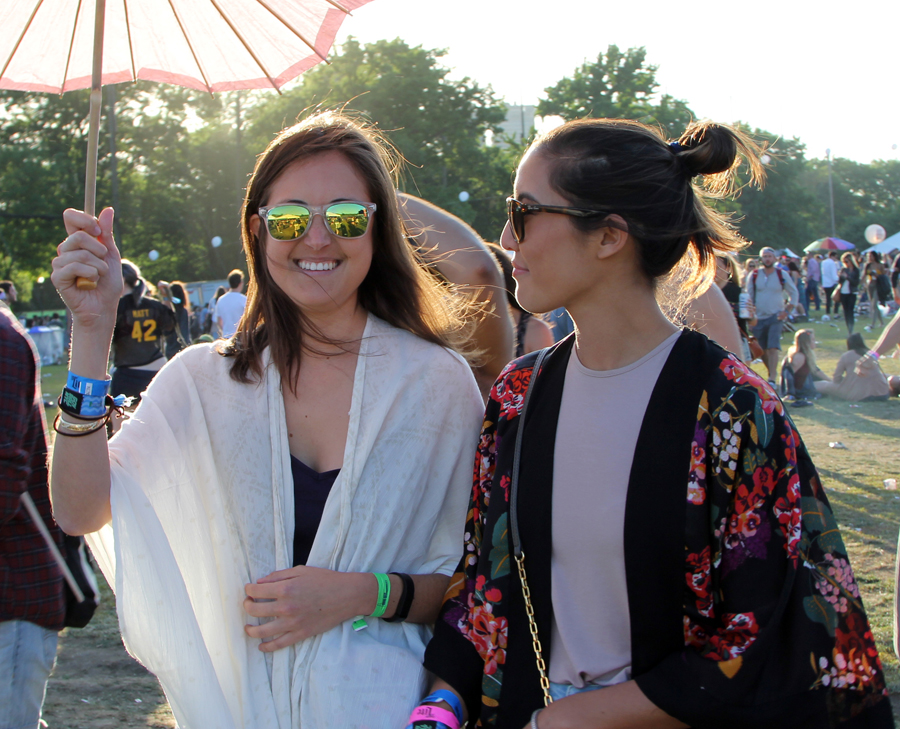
[297,260,337,271]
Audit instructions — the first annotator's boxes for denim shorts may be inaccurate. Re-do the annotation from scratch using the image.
[548,681,606,701]
[0,620,58,729]
[751,314,784,350]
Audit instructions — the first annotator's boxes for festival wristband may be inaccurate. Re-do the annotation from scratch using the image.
[867,350,880,360]
[370,572,391,618]
[59,387,106,419]
[67,371,112,396]
[63,371,112,418]
[421,691,464,725]
[407,704,460,729]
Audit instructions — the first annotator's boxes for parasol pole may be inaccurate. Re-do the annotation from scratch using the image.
[76,0,106,291]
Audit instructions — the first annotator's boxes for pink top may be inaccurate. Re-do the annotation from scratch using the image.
[549,331,680,687]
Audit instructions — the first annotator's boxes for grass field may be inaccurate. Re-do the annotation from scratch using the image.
[39,313,900,725]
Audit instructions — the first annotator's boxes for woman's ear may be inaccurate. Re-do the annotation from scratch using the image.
[249,215,261,240]
[594,215,630,260]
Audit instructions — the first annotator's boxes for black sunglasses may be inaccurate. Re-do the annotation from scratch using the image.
[506,197,616,244]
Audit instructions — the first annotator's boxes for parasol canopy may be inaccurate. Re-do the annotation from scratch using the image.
[803,237,856,253]
[0,0,373,94]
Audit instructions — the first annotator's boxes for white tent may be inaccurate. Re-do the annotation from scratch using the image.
[864,231,900,256]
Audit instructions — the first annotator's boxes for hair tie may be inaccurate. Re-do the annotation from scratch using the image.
[668,140,702,179]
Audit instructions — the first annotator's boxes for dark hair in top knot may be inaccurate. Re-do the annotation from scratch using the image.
[533,118,766,290]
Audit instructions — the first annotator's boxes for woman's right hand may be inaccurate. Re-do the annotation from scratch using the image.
[51,207,122,330]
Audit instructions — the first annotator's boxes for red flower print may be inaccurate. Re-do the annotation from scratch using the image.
[703,612,760,661]
[493,367,532,422]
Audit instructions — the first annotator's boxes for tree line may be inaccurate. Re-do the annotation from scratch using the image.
[1,41,897,309]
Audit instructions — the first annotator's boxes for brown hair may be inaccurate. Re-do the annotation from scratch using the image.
[841,252,858,269]
[532,118,765,290]
[223,111,471,391]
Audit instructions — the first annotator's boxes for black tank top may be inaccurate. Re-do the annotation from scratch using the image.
[291,456,339,566]
[114,294,176,367]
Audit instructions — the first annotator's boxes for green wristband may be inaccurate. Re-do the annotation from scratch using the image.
[370,572,391,618]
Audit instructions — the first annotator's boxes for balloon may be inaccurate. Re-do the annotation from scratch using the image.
[211,236,223,248]
[864,224,886,245]
[458,191,470,202]
[148,250,159,261]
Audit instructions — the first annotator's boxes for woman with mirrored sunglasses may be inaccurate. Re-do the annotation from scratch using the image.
[415,119,891,729]
[48,112,484,728]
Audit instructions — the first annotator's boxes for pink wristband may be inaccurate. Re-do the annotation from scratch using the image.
[408,704,460,729]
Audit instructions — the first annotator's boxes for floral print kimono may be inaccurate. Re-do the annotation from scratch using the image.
[424,331,891,729]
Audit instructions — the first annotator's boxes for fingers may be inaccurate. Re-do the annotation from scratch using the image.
[52,240,111,289]
[243,595,279,618]
[63,208,102,238]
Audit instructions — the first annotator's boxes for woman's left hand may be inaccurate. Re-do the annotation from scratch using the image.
[244,567,372,651]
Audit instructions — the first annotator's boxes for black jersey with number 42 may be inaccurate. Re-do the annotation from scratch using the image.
[114,295,176,368]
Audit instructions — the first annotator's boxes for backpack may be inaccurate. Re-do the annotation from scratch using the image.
[749,267,786,303]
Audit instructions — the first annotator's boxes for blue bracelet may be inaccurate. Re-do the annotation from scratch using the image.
[63,372,112,418]
[421,690,464,725]
[67,371,112,396]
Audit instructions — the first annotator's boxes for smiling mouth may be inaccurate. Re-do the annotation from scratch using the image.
[296,260,339,272]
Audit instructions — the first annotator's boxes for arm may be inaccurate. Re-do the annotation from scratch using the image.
[781,273,799,317]
[0,323,34,526]
[243,569,448,651]
[48,207,122,535]
[527,681,686,729]
[682,285,743,355]
[398,193,514,396]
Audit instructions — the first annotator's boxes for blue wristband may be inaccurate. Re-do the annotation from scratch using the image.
[67,371,112,396]
[421,691,464,725]
[63,372,112,418]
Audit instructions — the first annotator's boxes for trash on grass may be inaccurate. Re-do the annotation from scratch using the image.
[829,442,849,449]
[884,479,898,490]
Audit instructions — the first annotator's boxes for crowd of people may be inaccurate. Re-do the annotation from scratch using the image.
[712,245,900,406]
[2,111,896,729]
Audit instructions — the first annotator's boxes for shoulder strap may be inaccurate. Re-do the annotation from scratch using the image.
[510,347,551,557]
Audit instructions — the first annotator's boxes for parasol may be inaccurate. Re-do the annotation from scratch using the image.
[803,237,856,253]
[0,0,373,286]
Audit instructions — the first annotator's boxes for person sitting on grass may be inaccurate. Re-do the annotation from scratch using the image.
[815,332,892,402]
[780,328,828,404]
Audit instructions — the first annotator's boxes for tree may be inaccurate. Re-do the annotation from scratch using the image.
[245,38,513,240]
[725,133,825,253]
[538,45,695,139]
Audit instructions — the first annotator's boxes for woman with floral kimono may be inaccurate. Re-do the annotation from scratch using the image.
[410,119,891,729]
[48,113,484,728]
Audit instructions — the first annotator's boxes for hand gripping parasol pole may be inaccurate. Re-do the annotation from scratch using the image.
[75,0,107,291]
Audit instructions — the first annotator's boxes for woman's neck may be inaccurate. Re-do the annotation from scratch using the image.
[301,305,369,357]
[567,276,678,371]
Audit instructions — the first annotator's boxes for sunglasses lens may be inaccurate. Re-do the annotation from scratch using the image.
[266,205,310,241]
[507,199,524,243]
[324,203,371,238]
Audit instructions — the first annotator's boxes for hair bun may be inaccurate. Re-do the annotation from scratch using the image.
[675,121,765,194]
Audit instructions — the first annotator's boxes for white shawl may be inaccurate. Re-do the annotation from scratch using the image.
[86,314,483,729]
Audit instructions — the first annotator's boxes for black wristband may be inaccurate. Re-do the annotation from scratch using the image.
[384,572,415,622]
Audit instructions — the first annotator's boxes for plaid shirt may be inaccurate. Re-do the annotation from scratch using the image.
[0,305,64,629]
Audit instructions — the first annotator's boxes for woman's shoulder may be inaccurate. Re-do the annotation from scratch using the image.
[711,350,786,417]
[366,314,475,381]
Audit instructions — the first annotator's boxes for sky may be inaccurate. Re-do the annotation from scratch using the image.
[334,0,899,165]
